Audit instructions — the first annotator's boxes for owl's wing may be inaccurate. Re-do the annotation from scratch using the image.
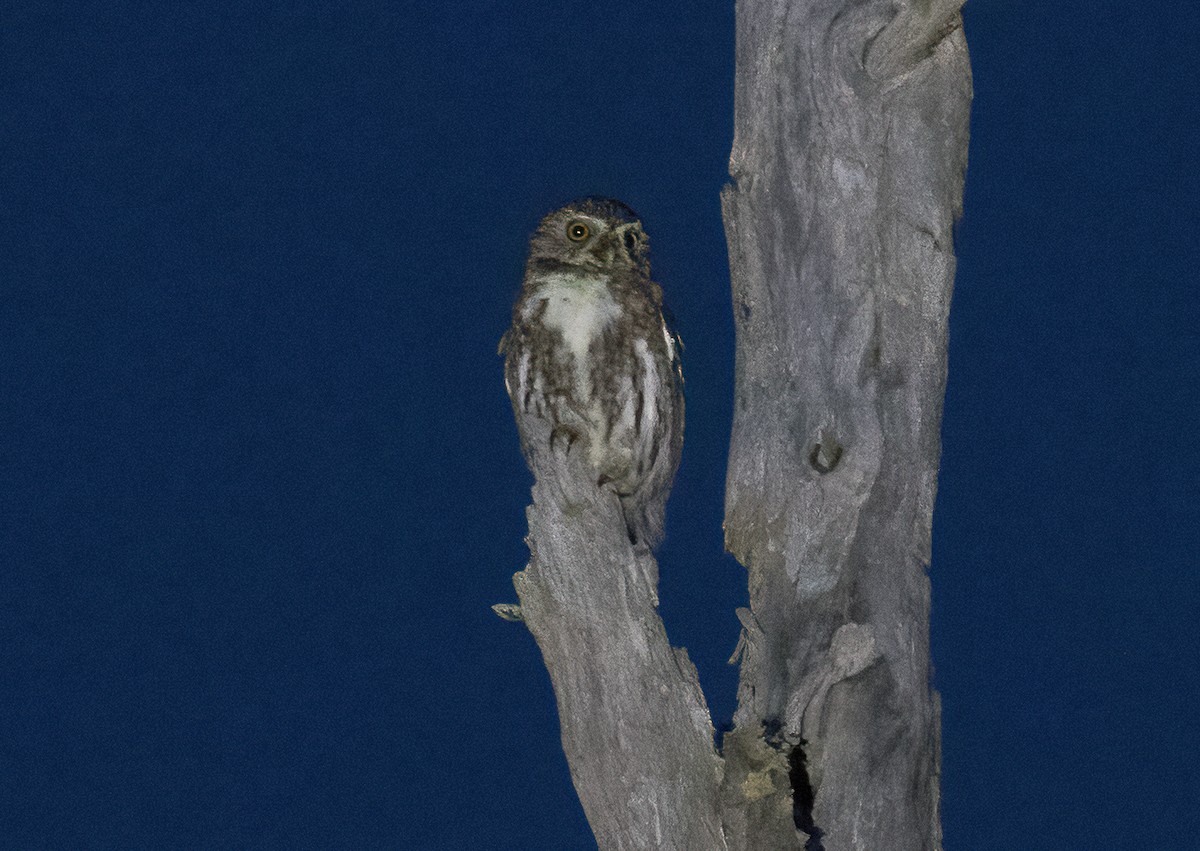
[617,301,686,550]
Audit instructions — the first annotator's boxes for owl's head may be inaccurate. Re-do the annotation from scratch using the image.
[526,197,649,274]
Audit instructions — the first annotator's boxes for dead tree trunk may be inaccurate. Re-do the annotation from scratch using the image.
[502,428,727,850]
[499,1,970,848]
[720,0,971,847]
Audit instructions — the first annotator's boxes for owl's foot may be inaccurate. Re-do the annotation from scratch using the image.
[549,424,582,454]
[535,424,594,510]
[595,447,636,494]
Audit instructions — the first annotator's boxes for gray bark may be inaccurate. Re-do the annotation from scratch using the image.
[501,1,970,848]
[506,423,727,851]
[720,0,971,847]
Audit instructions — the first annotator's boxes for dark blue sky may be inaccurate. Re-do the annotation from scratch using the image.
[2,2,1196,848]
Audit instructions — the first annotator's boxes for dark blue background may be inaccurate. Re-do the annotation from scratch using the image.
[2,2,1196,848]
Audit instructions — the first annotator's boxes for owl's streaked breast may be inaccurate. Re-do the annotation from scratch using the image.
[502,196,683,548]
[529,272,620,400]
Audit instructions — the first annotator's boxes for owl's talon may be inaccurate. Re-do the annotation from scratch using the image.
[549,425,580,454]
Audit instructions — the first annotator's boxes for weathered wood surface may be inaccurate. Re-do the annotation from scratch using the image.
[720,0,971,847]
[509,422,727,851]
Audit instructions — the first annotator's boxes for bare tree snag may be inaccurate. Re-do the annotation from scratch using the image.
[506,422,727,851]
[499,0,970,847]
[720,0,971,847]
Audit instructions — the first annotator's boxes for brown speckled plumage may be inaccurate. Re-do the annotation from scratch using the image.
[500,198,683,548]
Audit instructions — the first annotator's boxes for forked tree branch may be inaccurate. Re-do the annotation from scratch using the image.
[502,1,970,847]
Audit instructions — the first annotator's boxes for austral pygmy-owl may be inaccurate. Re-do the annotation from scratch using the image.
[500,197,684,549]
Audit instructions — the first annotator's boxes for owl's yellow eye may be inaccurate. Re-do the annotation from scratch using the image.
[566,220,590,242]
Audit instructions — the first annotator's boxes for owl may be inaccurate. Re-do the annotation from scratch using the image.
[500,197,684,549]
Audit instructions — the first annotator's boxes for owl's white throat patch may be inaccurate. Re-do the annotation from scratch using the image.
[532,272,621,399]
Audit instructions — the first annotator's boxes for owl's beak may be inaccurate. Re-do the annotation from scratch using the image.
[584,222,643,267]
